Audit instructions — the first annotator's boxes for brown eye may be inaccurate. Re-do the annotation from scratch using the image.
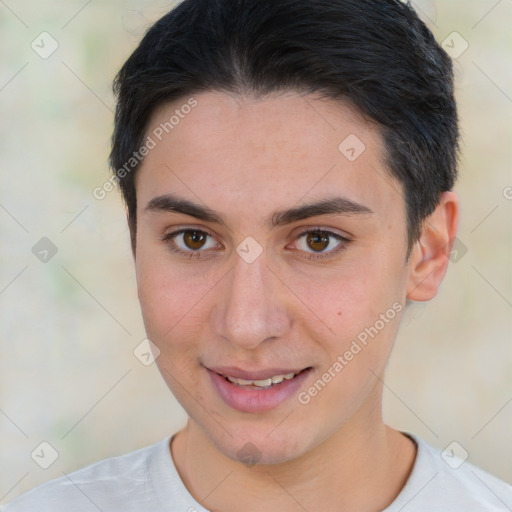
[306,231,330,252]
[183,230,208,250]
[163,228,220,258]
[294,229,349,259]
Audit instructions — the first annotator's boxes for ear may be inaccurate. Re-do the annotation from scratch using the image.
[406,191,459,301]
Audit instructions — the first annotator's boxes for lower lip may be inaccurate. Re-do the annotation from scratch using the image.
[207,368,312,413]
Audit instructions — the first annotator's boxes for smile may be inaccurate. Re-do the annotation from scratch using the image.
[206,366,312,413]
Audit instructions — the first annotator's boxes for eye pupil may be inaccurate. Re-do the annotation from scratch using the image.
[184,230,207,250]
[307,231,329,252]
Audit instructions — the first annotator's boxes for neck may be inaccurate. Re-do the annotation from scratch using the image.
[171,414,416,511]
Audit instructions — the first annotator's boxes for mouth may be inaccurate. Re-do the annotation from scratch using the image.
[205,365,313,413]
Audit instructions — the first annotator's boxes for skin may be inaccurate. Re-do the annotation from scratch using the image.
[132,90,459,511]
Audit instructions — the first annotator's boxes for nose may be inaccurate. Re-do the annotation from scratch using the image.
[212,249,291,350]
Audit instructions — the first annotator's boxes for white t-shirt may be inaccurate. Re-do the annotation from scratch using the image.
[3,433,512,511]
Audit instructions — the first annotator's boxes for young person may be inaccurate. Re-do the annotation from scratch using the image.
[5,0,512,510]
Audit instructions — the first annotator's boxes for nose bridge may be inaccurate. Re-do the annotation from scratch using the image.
[214,250,288,349]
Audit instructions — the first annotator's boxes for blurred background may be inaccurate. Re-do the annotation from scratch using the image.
[1,0,511,503]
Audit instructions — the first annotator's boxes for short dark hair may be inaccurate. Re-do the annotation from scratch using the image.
[110,0,459,255]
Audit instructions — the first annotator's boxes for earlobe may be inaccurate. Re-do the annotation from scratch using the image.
[406,191,459,301]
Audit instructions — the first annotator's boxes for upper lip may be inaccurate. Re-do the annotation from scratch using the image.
[206,365,310,380]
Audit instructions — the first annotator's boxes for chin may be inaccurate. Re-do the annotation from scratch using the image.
[210,424,312,466]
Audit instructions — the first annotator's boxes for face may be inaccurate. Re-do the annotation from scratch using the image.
[134,91,412,464]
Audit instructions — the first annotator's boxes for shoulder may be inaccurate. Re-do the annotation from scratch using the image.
[2,438,169,512]
[388,433,512,512]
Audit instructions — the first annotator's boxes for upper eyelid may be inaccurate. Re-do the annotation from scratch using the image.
[164,226,348,240]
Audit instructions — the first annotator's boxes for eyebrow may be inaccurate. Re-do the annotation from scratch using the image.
[144,193,373,229]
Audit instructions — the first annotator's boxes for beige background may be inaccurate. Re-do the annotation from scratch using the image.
[1,0,511,503]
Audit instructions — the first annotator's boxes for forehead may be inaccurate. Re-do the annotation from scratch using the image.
[135,90,405,227]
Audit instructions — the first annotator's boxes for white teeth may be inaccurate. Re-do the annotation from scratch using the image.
[253,378,273,387]
[226,372,298,388]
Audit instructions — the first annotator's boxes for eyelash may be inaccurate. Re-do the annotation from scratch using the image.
[162,228,351,261]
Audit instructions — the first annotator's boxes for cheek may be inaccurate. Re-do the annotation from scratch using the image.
[135,244,193,341]
[285,259,405,374]
[136,259,204,390]
[289,263,398,327]
[135,243,222,353]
